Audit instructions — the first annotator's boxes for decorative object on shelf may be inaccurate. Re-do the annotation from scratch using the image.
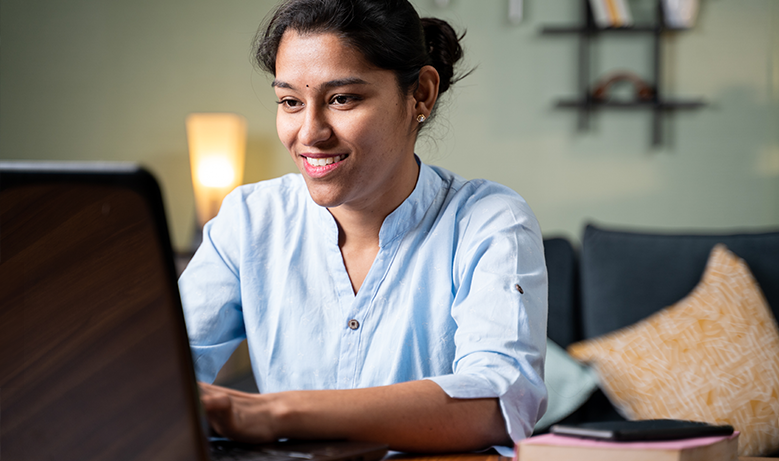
[541,0,707,146]
[662,0,700,29]
[589,0,633,28]
[186,112,247,229]
[591,71,654,103]
[508,0,523,24]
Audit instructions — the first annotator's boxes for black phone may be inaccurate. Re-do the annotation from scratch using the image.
[550,419,734,441]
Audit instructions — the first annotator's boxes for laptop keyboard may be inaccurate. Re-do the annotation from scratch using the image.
[209,440,316,461]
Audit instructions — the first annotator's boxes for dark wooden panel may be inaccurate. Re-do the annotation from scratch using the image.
[0,182,206,461]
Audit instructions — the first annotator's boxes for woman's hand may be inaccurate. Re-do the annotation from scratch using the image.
[198,382,281,443]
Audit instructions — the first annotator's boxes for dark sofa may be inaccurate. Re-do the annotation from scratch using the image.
[544,223,779,425]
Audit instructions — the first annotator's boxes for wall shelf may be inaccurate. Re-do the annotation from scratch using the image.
[542,25,660,34]
[542,1,706,146]
[555,100,706,109]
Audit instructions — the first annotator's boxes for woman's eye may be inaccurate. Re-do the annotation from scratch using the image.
[331,95,358,105]
[277,99,302,109]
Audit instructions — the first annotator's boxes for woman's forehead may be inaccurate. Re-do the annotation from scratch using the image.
[275,30,381,85]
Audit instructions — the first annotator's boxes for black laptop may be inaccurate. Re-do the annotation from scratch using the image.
[0,162,388,461]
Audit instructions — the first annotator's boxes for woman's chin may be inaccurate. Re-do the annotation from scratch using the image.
[303,184,346,209]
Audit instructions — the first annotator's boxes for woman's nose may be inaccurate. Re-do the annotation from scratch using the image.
[298,106,331,146]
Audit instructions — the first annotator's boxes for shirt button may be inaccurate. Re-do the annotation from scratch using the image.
[348,319,360,330]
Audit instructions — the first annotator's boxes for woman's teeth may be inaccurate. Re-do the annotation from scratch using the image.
[306,155,345,167]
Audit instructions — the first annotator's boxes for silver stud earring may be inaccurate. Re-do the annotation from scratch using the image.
[417,114,427,123]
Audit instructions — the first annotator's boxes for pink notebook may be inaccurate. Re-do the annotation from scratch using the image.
[520,432,739,450]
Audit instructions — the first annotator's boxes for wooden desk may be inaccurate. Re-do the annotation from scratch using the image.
[386,454,509,461]
[386,453,773,461]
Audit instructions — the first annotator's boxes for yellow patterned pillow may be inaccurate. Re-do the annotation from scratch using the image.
[568,244,779,456]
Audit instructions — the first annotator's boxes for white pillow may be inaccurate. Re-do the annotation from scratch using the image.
[534,338,599,431]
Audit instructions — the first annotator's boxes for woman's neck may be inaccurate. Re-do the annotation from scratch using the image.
[328,157,420,293]
[328,155,419,246]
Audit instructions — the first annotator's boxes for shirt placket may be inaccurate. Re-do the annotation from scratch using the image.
[335,245,395,389]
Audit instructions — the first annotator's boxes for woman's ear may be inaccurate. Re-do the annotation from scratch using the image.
[413,65,440,119]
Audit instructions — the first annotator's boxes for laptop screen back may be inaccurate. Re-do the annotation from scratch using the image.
[0,163,208,461]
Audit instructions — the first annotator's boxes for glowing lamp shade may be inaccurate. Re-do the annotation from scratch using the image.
[186,113,247,227]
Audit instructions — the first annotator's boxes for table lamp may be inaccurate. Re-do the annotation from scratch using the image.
[186,112,247,230]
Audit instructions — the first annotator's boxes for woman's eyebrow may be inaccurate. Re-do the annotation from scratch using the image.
[271,79,293,89]
[271,77,369,90]
[320,77,369,90]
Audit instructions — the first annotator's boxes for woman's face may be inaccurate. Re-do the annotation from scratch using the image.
[273,30,420,215]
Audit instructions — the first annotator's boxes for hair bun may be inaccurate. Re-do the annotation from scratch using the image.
[421,17,466,95]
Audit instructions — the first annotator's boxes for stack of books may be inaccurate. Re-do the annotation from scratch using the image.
[516,420,738,461]
[662,0,700,29]
[589,0,633,28]
[589,0,700,29]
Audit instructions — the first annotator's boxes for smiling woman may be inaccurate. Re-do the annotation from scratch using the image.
[178,0,548,454]
[272,31,422,220]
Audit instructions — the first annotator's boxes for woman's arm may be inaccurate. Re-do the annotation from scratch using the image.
[199,379,510,452]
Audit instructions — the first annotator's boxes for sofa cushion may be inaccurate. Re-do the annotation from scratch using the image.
[580,224,779,339]
[568,244,779,456]
[544,237,579,348]
[534,338,599,431]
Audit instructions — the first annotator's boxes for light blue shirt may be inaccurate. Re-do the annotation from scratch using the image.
[179,160,548,449]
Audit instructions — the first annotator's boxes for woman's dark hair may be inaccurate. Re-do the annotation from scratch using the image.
[254,0,468,101]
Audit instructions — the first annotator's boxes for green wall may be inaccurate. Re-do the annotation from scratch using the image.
[2,0,778,251]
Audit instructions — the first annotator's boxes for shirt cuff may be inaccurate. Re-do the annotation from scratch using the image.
[426,372,547,444]
[493,445,514,457]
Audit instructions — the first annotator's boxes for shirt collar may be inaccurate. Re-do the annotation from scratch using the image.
[378,156,443,248]
[312,156,444,248]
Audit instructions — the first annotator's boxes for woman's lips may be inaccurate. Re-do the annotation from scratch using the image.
[305,154,346,167]
[301,154,348,178]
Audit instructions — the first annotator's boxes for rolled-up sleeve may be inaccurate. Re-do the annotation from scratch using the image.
[427,190,548,448]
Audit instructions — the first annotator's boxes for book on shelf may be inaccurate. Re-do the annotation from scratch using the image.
[589,0,633,28]
[662,0,700,29]
[515,432,739,461]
